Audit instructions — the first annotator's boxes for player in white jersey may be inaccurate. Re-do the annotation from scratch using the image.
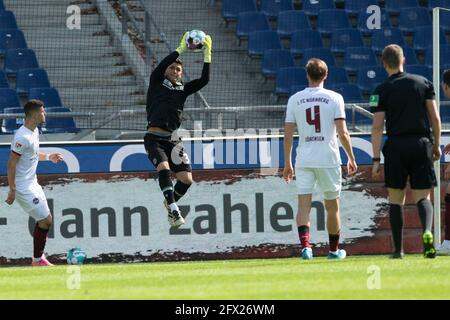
[283,58,357,260]
[5,100,63,267]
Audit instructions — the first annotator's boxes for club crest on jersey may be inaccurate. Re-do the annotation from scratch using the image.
[15,142,22,149]
[369,95,380,107]
[33,198,39,205]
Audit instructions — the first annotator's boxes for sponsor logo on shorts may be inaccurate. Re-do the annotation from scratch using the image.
[33,198,39,205]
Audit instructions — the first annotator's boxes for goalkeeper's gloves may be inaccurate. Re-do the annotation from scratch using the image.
[175,32,189,55]
[203,35,212,63]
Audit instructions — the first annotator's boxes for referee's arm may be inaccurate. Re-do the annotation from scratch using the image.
[425,99,442,161]
[371,112,385,160]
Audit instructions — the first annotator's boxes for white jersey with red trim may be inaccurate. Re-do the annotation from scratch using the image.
[285,87,346,168]
[11,125,40,191]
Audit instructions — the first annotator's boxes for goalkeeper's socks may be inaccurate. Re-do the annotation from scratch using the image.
[445,194,450,241]
[417,198,433,233]
[174,181,191,202]
[159,169,175,205]
[298,225,310,249]
[389,204,404,253]
[329,234,340,252]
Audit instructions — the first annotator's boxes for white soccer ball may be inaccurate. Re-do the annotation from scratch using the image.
[185,30,206,52]
[67,247,87,265]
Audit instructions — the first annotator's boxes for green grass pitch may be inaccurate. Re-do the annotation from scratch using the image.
[0,255,449,300]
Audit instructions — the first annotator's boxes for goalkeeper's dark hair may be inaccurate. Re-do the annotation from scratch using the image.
[174,58,183,66]
[444,69,450,86]
[24,99,44,118]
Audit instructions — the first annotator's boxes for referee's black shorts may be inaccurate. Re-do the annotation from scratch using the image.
[382,135,437,189]
[144,133,192,173]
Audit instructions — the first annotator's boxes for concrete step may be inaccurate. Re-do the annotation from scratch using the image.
[39,56,125,68]
[33,46,121,59]
[46,66,132,78]
[60,94,146,106]
[59,84,142,96]
[51,76,137,88]
[27,37,112,49]
[4,0,82,6]
[19,25,107,37]
[16,15,100,28]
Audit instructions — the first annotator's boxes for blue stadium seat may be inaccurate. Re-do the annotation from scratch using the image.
[0,10,17,29]
[329,83,364,103]
[330,29,364,55]
[371,28,406,53]
[289,84,307,97]
[345,0,379,16]
[16,68,51,96]
[439,9,450,33]
[357,9,391,35]
[4,48,39,76]
[345,108,373,126]
[403,46,418,65]
[0,0,4,10]
[428,0,450,10]
[222,0,257,23]
[248,30,282,58]
[317,9,351,36]
[398,7,432,34]
[236,12,270,43]
[0,29,27,56]
[302,0,335,17]
[385,0,419,16]
[275,67,307,96]
[325,67,349,86]
[405,65,432,80]
[425,44,450,66]
[290,30,323,57]
[277,10,311,39]
[2,107,24,134]
[357,66,388,94]
[261,49,295,78]
[302,48,335,66]
[0,88,20,112]
[344,47,378,74]
[29,87,63,108]
[260,0,294,19]
[0,70,8,88]
[42,107,80,134]
[413,26,446,53]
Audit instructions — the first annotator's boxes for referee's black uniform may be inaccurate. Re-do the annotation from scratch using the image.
[370,71,437,189]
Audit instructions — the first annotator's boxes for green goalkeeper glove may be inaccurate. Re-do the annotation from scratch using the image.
[175,32,189,55]
[203,35,212,63]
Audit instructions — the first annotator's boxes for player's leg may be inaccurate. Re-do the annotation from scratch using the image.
[387,188,406,258]
[437,183,450,255]
[174,171,193,202]
[16,186,54,266]
[317,167,346,259]
[144,133,181,226]
[172,138,193,202]
[295,168,315,260]
[409,137,437,258]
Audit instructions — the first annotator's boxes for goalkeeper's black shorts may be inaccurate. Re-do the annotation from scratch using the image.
[144,132,192,173]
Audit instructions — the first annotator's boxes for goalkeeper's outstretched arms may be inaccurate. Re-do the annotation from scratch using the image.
[184,35,212,96]
[149,32,189,86]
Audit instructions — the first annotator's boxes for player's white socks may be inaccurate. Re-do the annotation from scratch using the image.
[169,202,180,212]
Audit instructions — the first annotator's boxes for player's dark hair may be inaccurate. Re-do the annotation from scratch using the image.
[382,44,404,69]
[444,69,450,86]
[306,58,328,82]
[24,99,44,118]
[174,58,183,66]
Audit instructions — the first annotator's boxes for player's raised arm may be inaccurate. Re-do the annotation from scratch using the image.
[184,35,211,96]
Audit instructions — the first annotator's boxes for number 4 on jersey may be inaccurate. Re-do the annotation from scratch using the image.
[306,105,321,133]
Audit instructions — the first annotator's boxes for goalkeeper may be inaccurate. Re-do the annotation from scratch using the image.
[144,32,212,228]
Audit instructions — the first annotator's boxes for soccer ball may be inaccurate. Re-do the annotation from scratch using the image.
[67,247,87,265]
[185,30,206,52]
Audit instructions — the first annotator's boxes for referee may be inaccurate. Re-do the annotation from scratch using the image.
[370,44,441,259]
